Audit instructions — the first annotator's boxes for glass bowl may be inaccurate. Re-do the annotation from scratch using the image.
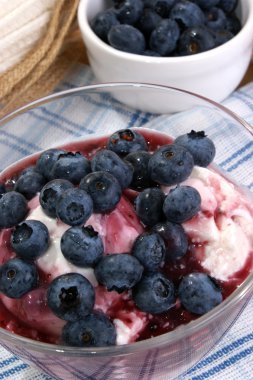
[0,83,253,380]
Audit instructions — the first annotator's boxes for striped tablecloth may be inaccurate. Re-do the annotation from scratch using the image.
[0,63,253,380]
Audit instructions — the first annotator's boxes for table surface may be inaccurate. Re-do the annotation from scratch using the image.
[240,59,253,86]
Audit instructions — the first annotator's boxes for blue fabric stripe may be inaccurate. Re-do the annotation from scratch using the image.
[0,357,18,368]
[139,112,155,126]
[226,150,253,172]
[0,363,29,379]
[219,141,253,168]
[90,359,116,379]
[36,107,94,135]
[58,81,140,118]
[188,332,253,374]
[137,351,153,380]
[0,138,34,157]
[0,130,40,151]
[20,348,58,379]
[127,111,142,129]
[191,345,253,380]
[28,110,83,137]
[147,349,159,380]
[232,90,253,114]
[52,356,101,380]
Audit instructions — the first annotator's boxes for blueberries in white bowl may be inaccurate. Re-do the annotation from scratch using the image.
[90,0,241,56]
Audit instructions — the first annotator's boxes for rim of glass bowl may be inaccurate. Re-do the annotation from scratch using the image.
[0,82,253,356]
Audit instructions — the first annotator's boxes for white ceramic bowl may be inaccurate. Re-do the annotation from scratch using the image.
[78,0,253,104]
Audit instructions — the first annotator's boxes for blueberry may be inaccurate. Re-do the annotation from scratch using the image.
[36,148,66,180]
[62,311,116,347]
[169,0,206,29]
[225,12,241,34]
[50,152,91,185]
[0,258,38,298]
[108,24,146,54]
[47,273,95,321]
[143,50,161,57]
[19,166,39,176]
[39,179,74,217]
[14,167,46,200]
[137,8,162,37]
[177,26,216,55]
[205,7,227,31]
[0,183,6,194]
[148,144,194,186]
[124,151,153,190]
[79,171,122,213]
[61,225,104,267]
[191,0,220,10]
[0,191,28,228]
[163,185,201,224]
[152,221,188,260]
[219,0,238,14]
[94,253,143,293]
[132,232,166,271]
[107,129,148,156]
[174,130,216,167]
[135,187,165,226]
[211,29,233,47]
[113,0,143,25]
[143,0,176,17]
[91,9,119,42]
[91,149,133,189]
[56,188,93,226]
[149,19,180,56]
[132,272,175,314]
[11,220,49,260]
[178,272,223,315]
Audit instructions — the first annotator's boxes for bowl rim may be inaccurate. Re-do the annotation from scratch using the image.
[77,0,253,64]
[0,82,253,356]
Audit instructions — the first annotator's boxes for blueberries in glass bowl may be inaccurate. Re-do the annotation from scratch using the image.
[90,0,241,56]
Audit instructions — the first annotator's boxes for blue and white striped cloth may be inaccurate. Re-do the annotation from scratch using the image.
[0,63,253,380]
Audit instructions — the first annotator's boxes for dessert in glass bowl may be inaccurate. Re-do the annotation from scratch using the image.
[0,83,252,380]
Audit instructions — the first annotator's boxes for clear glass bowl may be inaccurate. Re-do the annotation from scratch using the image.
[0,83,253,380]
